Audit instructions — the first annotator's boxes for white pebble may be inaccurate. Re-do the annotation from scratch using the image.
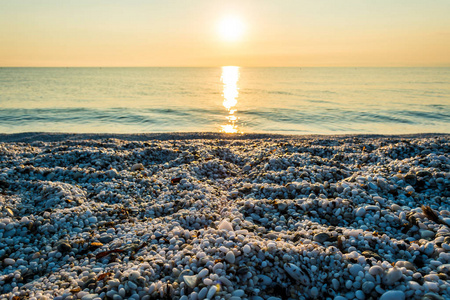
[3,258,15,265]
[225,251,235,263]
[218,219,233,231]
[369,265,383,276]
[384,267,402,285]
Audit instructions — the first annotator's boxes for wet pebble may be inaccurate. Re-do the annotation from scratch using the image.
[379,290,405,300]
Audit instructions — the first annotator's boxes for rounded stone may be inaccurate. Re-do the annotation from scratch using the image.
[362,281,375,294]
[349,264,364,277]
[3,258,15,265]
[355,207,366,217]
[313,232,330,243]
[379,290,405,300]
[57,242,72,253]
[225,251,235,263]
[384,267,402,285]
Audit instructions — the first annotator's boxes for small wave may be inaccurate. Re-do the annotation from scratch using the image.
[267,90,295,96]
[396,110,450,121]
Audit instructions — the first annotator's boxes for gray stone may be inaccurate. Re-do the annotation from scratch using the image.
[313,232,330,243]
[57,242,72,253]
[362,281,375,294]
[379,290,405,300]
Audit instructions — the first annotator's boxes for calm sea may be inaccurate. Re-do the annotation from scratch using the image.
[0,67,449,134]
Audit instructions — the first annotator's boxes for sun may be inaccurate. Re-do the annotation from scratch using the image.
[218,16,245,42]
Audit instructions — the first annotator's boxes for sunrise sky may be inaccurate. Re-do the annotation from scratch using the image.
[1,0,450,67]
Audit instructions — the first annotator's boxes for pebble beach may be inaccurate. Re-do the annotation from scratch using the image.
[0,133,449,300]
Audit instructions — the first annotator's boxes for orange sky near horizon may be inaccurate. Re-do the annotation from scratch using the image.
[1,0,450,67]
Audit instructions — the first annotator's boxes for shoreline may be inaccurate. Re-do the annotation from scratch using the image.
[0,132,448,143]
[0,134,449,299]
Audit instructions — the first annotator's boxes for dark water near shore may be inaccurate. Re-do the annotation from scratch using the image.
[0,67,449,134]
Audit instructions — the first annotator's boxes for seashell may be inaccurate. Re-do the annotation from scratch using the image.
[218,219,233,231]
[183,275,198,289]
[178,269,194,281]
[237,267,249,275]
[283,263,310,286]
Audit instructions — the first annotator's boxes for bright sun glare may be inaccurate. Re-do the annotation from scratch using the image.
[218,17,245,41]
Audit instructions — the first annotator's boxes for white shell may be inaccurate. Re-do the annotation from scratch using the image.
[183,275,198,289]
[283,263,310,286]
[218,219,233,231]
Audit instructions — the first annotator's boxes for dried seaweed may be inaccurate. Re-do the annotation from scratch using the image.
[337,236,343,251]
[421,205,446,225]
[95,248,125,259]
[97,272,112,281]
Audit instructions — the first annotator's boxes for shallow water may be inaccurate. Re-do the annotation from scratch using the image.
[0,67,449,134]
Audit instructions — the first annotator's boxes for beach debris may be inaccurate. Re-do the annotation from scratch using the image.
[95,248,125,259]
[57,242,72,253]
[284,263,311,285]
[90,242,104,248]
[422,205,446,225]
[183,275,198,289]
[218,219,233,231]
[97,272,112,281]
[362,250,383,261]
[171,177,182,185]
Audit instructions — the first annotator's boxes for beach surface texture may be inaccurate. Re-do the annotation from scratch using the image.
[0,133,449,300]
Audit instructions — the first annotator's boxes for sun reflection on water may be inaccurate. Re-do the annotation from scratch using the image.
[220,66,240,133]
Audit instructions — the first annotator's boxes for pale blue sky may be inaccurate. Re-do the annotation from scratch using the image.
[1,0,449,66]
